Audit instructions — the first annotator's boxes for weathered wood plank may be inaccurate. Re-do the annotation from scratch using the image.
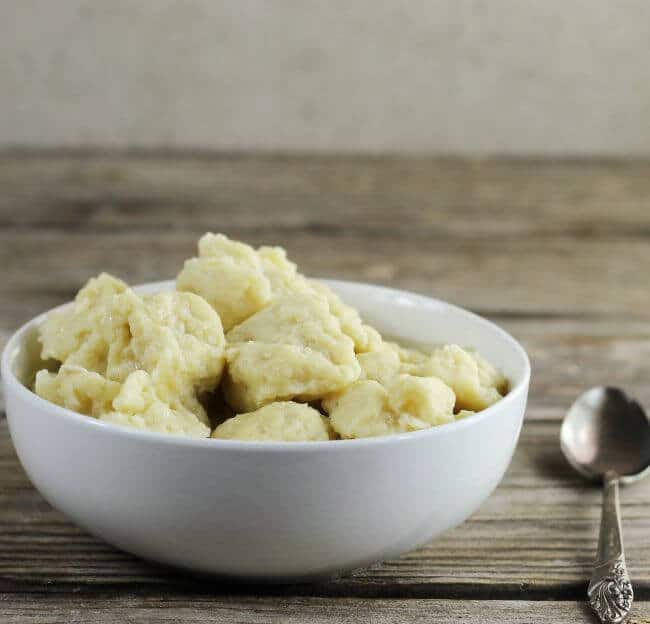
[1,419,649,598]
[2,227,650,323]
[2,154,650,238]
[2,595,650,624]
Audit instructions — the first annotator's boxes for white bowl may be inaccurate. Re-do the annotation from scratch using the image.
[1,279,530,581]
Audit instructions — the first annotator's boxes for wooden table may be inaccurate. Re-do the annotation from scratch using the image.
[1,153,650,623]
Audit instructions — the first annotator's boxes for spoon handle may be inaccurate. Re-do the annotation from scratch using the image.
[588,471,633,623]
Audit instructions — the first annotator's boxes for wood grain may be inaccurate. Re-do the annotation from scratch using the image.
[2,595,650,624]
[2,155,650,323]
[2,153,650,619]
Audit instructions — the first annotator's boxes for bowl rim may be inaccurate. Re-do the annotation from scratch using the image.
[1,278,531,452]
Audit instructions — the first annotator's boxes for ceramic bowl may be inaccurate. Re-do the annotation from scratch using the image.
[1,279,530,581]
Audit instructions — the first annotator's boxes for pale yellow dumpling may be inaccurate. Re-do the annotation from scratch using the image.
[223,294,360,412]
[309,281,381,353]
[258,246,314,297]
[39,273,128,372]
[357,342,401,386]
[255,249,381,353]
[388,374,456,428]
[391,342,430,366]
[176,233,272,331]
[323,374,455,439]
[34,364,121,418]
[101,371,210,438]
[102,290,144,382]
[473,350,509,395]
[35,274,226,435]
[212,401,332,442]
[402,344,507,411]
[128,291,226,400]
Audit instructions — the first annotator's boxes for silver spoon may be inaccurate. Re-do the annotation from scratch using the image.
[561,387,650,623]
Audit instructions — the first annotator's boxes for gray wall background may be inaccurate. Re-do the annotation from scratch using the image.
[3,1,650,155]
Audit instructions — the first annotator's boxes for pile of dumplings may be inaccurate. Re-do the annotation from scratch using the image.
[34,234,508,441]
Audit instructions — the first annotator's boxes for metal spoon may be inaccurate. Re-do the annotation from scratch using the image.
[561,387,650,623]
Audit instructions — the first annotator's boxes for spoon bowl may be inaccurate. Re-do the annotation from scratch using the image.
[561,386,650,483]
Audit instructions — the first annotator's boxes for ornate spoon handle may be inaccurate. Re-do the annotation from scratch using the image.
[588,471,633,623]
